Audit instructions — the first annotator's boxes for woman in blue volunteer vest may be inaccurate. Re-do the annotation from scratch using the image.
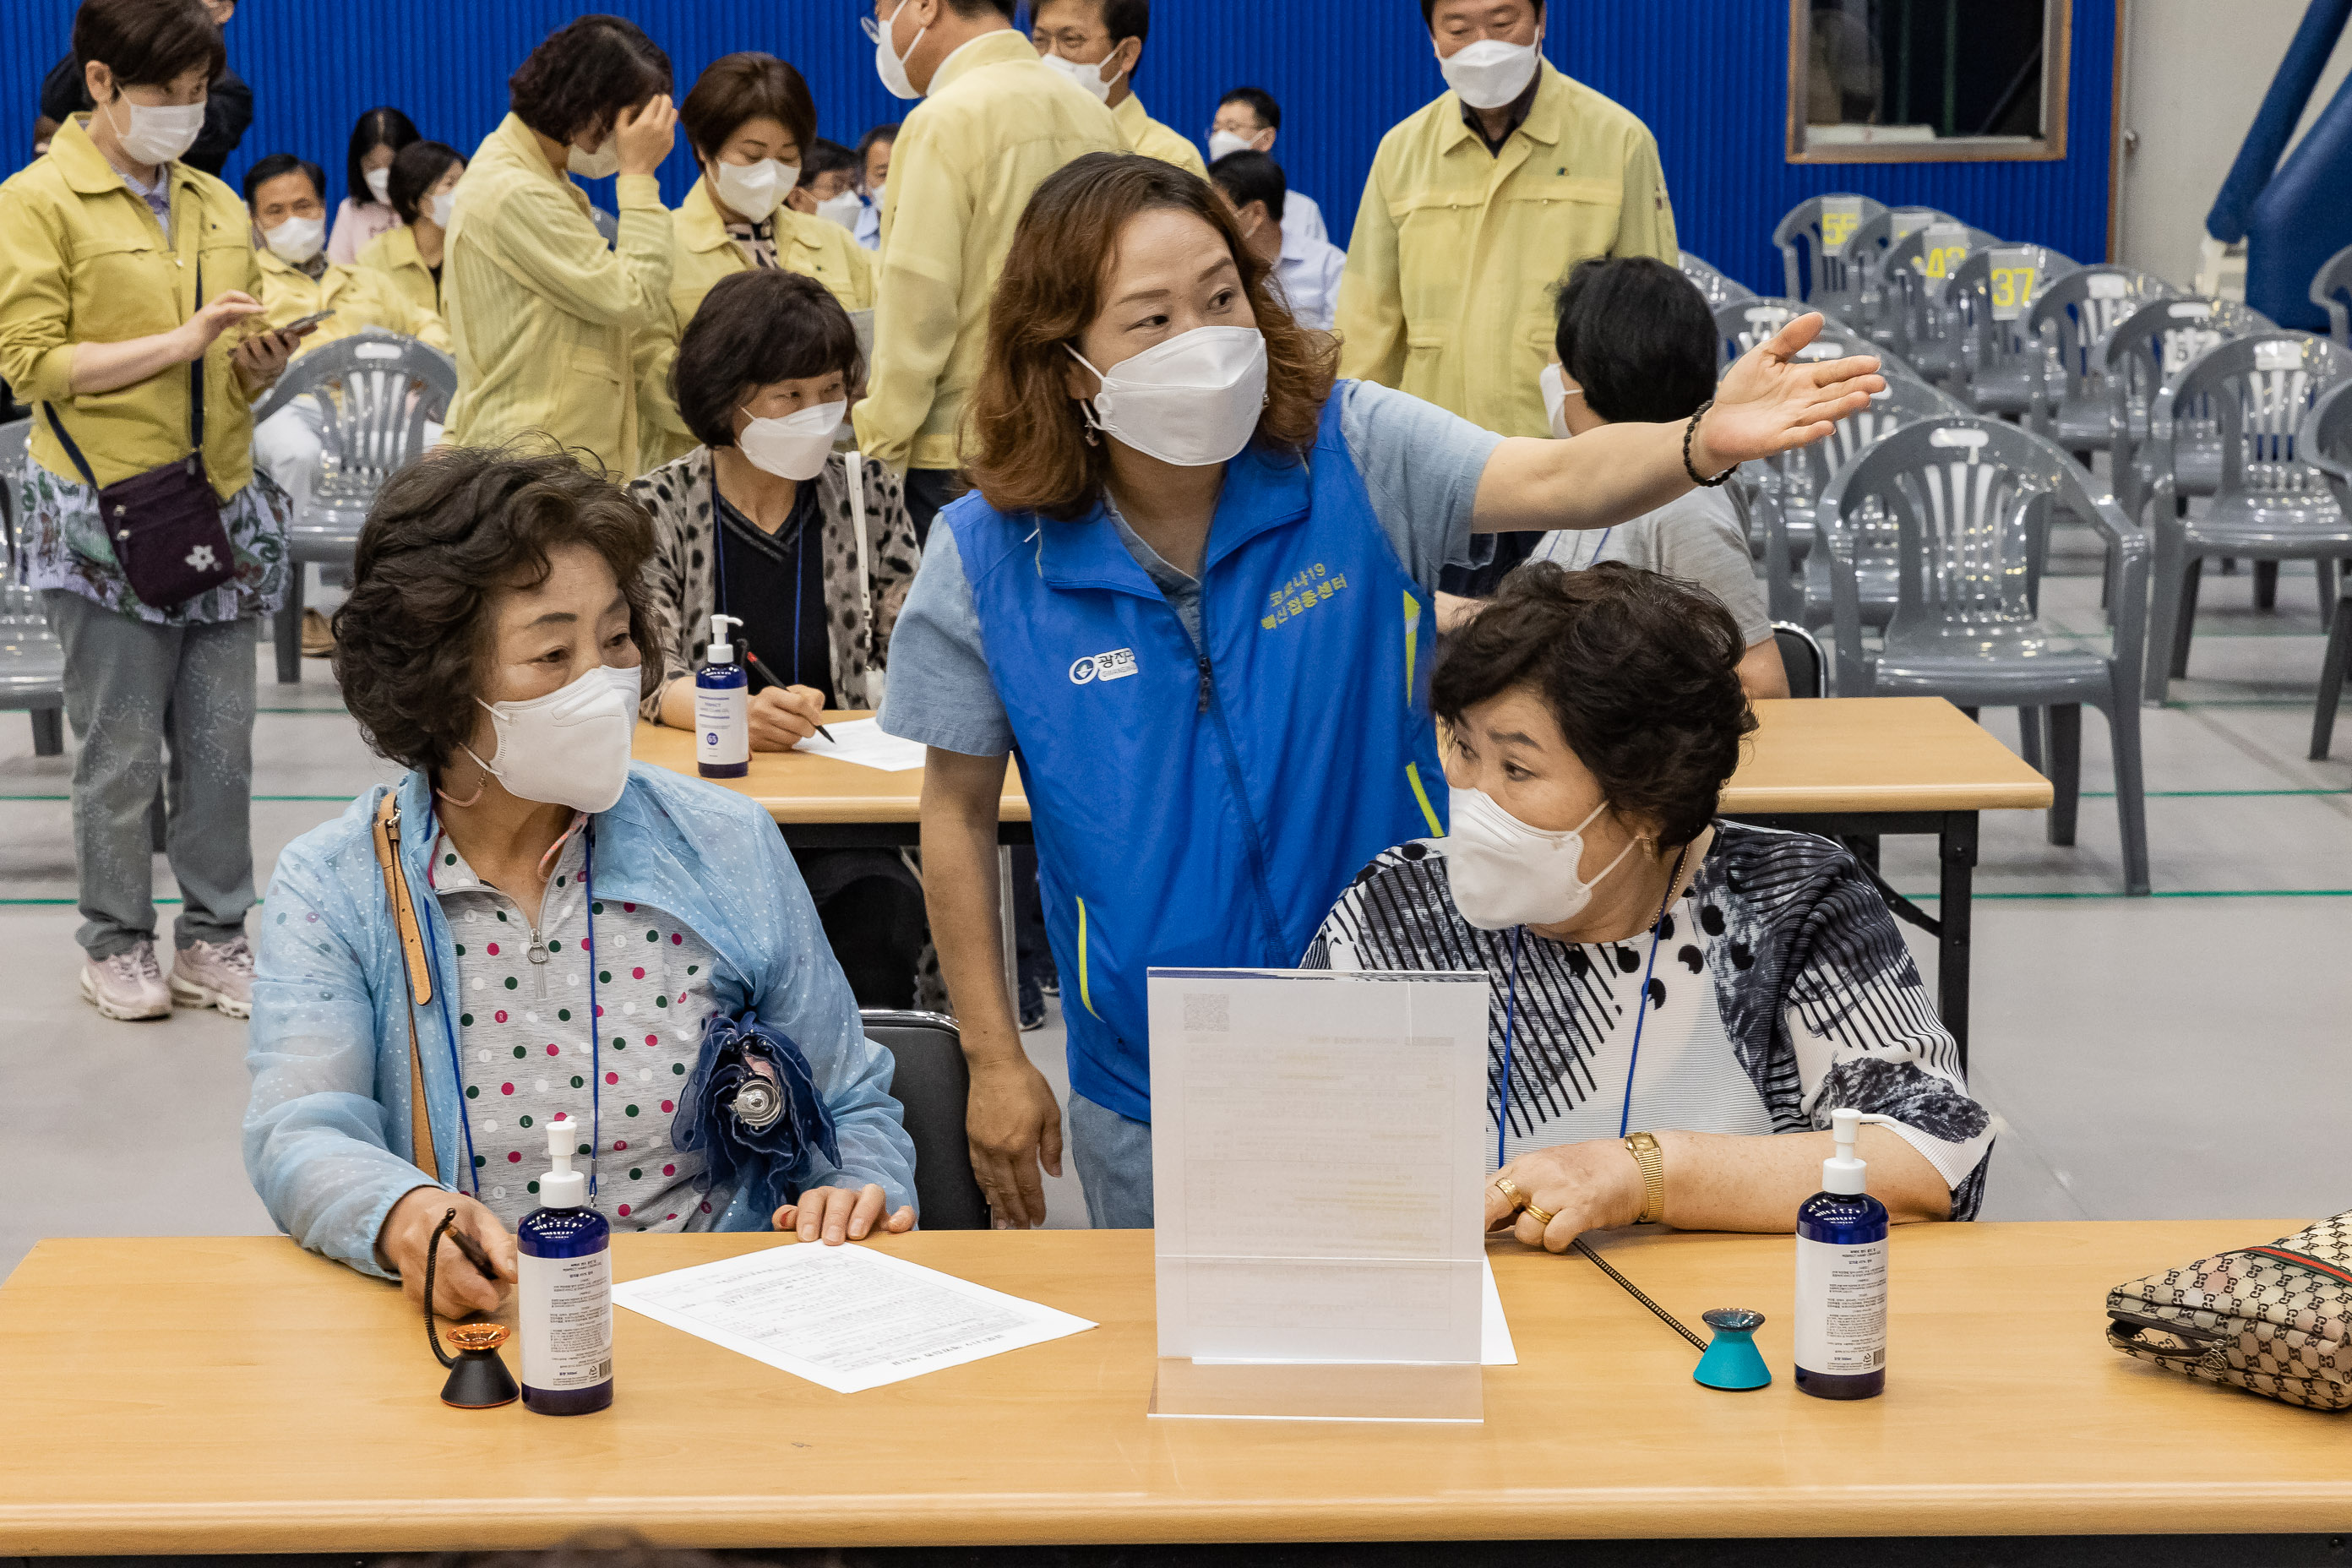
[878,153,1883,1229]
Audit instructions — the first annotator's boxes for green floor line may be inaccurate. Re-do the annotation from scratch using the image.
[2082,787,2351,798]
[1893,888,2352,901]
[0,793,357,803]
[2161,699,2317,709]
[0,897,182,906]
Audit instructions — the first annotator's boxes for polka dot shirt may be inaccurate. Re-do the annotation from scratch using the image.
[433,828,723,1235]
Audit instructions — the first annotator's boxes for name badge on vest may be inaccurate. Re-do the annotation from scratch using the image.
[1069,648,1139,685]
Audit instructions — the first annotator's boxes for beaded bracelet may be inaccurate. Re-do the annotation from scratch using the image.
[1682,398,1737,487]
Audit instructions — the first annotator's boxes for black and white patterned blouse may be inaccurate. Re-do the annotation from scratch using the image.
[1302,821,1993,1219]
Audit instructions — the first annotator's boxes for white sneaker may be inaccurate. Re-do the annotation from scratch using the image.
[81,943,172,1021]
[171,935,255,1019]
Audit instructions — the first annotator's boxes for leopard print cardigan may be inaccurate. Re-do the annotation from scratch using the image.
[629,447,921,717]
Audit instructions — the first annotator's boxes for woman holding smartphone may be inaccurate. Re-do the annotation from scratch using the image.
[0,0,308,1023]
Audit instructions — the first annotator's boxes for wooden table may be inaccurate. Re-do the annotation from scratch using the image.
[635,697,2049,1063]
[2,1222,2340,1556]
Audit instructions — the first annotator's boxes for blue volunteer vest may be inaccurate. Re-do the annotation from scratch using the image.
[947,393,1448,1123]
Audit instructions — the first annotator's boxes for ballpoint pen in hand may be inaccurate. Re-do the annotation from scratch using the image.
[743,651,836,743]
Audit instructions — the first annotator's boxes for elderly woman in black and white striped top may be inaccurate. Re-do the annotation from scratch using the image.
[1303,560,1992,1252]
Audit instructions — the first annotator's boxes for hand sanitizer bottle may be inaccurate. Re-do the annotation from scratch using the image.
[697,612,749,780]
[1794,1107,1890,1400]
[518,1117,612,1415]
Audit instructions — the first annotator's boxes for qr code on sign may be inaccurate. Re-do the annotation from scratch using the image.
[1184,993,1229,1032]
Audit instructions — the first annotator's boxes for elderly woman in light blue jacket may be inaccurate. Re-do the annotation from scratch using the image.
[246,445,915,1320]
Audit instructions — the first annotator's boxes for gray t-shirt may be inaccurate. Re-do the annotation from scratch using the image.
[879,380,1507,758]
[1527,485,1773,647]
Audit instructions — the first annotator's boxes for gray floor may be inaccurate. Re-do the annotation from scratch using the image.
[2,539,2346,1281]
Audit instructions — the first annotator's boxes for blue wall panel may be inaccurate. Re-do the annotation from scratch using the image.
[0,1,2113,292]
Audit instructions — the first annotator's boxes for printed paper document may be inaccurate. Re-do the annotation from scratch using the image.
[792,717,927,772]
[614,1242,1095,1394]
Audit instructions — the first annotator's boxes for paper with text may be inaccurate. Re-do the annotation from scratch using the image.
[612,1242,1095,1394]
[1148,967,1490,1365]
[792,717,928,772]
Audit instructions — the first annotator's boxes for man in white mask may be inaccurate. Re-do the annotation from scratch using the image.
[1335,0,1679,444]
[242,152,449,558]
[1032,0,1203,178]
[1206,88,1326,247]
[850,0,1123,546]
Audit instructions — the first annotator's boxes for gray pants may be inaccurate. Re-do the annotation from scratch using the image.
[45,591,259,959]
[1069,1091,1155,1229]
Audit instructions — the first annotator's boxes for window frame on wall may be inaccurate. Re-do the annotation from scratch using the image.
[1786,0,2073,164]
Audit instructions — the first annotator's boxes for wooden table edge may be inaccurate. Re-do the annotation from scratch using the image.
[1720,782,2055,814]
[9,1482,2352,1553]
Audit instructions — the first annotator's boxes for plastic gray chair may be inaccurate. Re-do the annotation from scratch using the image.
[2103,297,2275,525]
[1946,244,2080,416]
[1878,222,2001,389]
[1837,206,1960,346]
[2026,265,2178,458]
[1677,251,1753,308]
[2296,380,2352,758]
[0,416,65,757]
[1772,193,1888,318]
[252,331,456,683]
[1712,297,1858,371]
[1757,376,1972,625]
[1820,416,2151,895]
[858,1008,989,1230]
[2142,332,2352,702]
[2310,242,2352,346]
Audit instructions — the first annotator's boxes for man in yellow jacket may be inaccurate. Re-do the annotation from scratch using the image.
[1030,0,1206,180]
[851,0,1123,542]
[1336,0,1678,442]
[243,154,450,357]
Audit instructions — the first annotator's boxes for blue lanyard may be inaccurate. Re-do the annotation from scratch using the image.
[1494,842,1687,1168]
[422,804,602,1201]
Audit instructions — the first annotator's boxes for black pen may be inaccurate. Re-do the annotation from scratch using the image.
[743,651,836,743]
[441,1223,502,1282]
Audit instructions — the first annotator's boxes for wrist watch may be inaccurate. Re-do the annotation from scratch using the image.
[1624,1131,1665,1225]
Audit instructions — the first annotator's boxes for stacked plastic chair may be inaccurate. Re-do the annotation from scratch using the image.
[2309,242,2352,346]
[1819,416,2152,896]
[1772,193,1888,322]
[2026,265,2177,460]
[1677,252,1754,308]
[1835,206,1963,347]
[1945,244,2080,416]
[1880,222,2001,389]
[2302,379,2352,758]
[0,416,67,756]
[2102,297,2276,524]
[2142,332,2352,703]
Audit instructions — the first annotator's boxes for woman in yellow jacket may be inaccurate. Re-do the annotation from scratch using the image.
[354,139,465,318]
[0,0,306,1024]
[636,52,877,471]
[440,14,678,478]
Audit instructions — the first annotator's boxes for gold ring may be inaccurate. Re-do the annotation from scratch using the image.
[1492,1176,1523,1207]
[1522,1202,1557,1227]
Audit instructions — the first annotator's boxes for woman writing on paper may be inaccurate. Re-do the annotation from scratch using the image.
[245,447,917,1321]
[1304,562,1992,1244]
[875,152,1886,1229]
[630,269,928,1008]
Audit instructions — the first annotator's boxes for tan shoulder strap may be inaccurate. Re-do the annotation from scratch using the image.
[371,792,440,1184]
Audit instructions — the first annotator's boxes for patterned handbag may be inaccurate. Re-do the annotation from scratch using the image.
[2106,1213,2352,1411]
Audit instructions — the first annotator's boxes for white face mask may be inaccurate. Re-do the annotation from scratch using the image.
[364,167,391,204]
[713,156,792,220]
[1041,49,1120,105]
[1066,326,1268,469]
[1438,33,1544,110]
[866,3,927,101]
[466,664,642,815]
[814,188,864,230]
[426,190,455,229]
[1442,787,1636,931]
[106,95,205,167]
[262,215,326,264]
[569,136,622,180]
[738,399,847,481]
[1206,128,1259,163]
[1539,362,1582,439]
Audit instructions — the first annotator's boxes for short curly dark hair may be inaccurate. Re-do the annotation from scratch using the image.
[1432,560,1756,848]
[509,14,672,150]
[333,445,661,777]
